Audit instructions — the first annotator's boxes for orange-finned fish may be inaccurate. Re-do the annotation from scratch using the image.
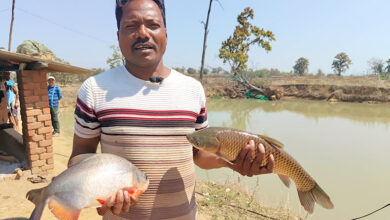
[26,153,149,220]
[186,127,334,213]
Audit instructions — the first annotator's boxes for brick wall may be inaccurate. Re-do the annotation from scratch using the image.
[17,70,53,175]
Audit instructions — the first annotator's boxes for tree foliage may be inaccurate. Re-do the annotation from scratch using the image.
[219,7,275,76]
[368,58,385,75]
[106,45,124,69]
[385,59,390,74]
[293,57,309,76]
[332,52,352,76]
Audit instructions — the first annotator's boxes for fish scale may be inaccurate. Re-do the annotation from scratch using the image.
[186,127,334,213]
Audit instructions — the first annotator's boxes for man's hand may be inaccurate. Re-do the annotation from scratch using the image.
[97,190,135,216]
[227,140,275,177]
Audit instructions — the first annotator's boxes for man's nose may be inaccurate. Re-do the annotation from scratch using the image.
[137,24,150,39]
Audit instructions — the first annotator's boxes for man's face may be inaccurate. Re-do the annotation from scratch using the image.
[117,0,167,68]
[48,79,55,87]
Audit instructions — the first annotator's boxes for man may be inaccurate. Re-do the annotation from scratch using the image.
[69,0,275,219]
[3,71,19,128]
[47,76,62,136]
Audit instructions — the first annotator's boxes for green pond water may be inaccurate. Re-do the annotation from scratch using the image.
[59,99,390,219]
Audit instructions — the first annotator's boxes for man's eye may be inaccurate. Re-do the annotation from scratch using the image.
[149,24,160,29]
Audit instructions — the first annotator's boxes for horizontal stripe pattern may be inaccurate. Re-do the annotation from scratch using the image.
[74,67,208,219]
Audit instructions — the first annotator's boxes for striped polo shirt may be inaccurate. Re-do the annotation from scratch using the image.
[74,66,207,220]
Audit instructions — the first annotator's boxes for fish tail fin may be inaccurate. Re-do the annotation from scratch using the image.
[26,187,47,220]
[297,183,334,214]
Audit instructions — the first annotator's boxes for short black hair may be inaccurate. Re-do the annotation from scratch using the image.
[115,0,166,30]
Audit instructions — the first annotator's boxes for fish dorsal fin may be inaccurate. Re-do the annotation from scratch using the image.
[258,134,284,149]
[68,153,96,167]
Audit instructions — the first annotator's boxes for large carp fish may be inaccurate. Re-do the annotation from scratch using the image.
[26,153,149,220]
[186,127,334,213]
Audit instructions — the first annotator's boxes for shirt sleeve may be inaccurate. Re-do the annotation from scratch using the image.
[57,87,62,100]
[195,83,208,130]
[74,78,101,138]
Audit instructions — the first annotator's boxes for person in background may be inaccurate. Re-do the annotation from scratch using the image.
[47,76,62,136]
[3,71,19,128]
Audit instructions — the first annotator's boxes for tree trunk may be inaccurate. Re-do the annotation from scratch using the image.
[199,0,213,83]
[8,0,16,51]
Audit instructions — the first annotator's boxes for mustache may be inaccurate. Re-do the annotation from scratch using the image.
[132,39,156,49]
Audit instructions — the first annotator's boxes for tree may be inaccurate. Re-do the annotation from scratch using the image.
[199,0,216,82]
[106,45,124,69]
[219,7,275,94]
[385,59,390,73]
[368,58,384,75]
[316,69,325,76]
[293,57,309,76]
[211,67,224,74]
[332,52,352,76]
[187,67,197,74]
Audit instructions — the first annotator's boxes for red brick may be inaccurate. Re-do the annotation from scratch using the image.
[28,130,36,137]
[31,167,41,174]
[26,109,42,117]
[41,164,54,171]
[43,108,50,114]
[40,82,47,89]
[27,117,36,123]
[46,146,53,153]
[23,83,40,90]
[37,148,46,154]
[37,114,51,122]
[21,90,33,96]
[34,89,48,96]
[32,73,46,83]
[30,154,39,161]
[26,122,43,130]
[46,132,53,139]
[24,96,40,104]
[35,101,49,108]
[38,126,52,134]
[39,153,52,160]
[44,120,52,127]
[47,158,54,164]
[39,139,52,147]
[25,104,34,110]
[30,135,44,142]
[31,160,45,167]
[21,76,32,83]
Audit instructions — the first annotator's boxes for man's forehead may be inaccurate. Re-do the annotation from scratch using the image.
[122,0,162,18]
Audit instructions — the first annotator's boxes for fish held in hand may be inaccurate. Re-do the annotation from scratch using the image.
[26,153,149,220]
[186,127,333,213]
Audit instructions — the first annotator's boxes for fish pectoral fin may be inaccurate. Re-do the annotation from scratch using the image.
[216,152,235,165]
[277,174,291,188]
[68,153,97,167]
[48,198,81,220]
[258,134,284,149]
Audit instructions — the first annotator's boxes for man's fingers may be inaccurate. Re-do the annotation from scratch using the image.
[249,143,264,174]
[242,140,255,175]
[266,154,275,172]
[97,195,115,216]
[112,190,124,215]
[122,190,131,213]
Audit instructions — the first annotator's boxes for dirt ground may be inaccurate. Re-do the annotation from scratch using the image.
[0,133,101,220]
[0,126,210,220]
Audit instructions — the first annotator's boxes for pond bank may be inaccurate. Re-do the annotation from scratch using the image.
[202,75,390,104]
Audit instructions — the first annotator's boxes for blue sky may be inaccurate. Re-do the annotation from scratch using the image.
[0,0,389,75]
